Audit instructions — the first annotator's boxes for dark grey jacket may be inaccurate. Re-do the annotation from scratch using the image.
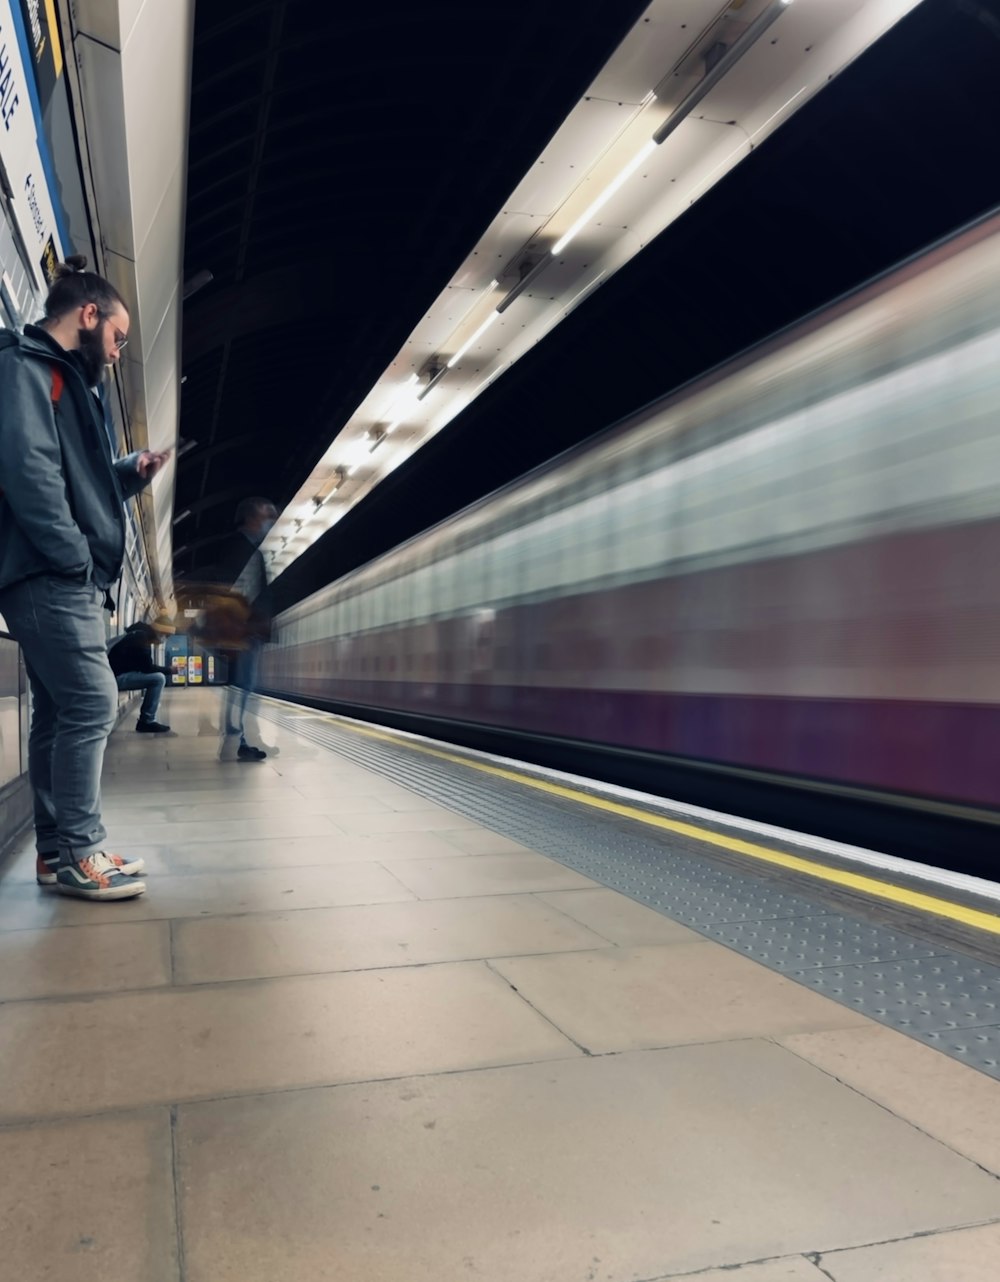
[0,325,148,591]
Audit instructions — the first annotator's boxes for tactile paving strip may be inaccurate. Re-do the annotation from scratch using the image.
[256,701,1000,1079]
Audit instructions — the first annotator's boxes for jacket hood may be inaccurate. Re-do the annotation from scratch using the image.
[0,325,76,366]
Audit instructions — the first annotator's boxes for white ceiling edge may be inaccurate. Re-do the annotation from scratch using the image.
[265,0,922,579]
[61,0,194,606]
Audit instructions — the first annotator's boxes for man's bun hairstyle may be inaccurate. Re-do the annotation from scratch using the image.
[52,253,89,279]
[44,254,127,321]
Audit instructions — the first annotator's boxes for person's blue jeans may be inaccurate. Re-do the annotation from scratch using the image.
[115,670,165,722]
[225,642,260,740]
[0,574,117,864]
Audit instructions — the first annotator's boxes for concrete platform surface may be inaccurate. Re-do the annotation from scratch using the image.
[1,690,998,1282]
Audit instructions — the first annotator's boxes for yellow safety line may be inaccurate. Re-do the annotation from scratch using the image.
[306,710,1000,938]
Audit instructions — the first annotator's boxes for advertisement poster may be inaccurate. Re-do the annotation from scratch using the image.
[0,0,67,289]
[188,654,203,685]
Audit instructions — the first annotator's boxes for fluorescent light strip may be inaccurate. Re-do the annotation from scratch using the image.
[446,310,501,368]
[551,140,657,256]
[384,374,422,434]
[552,0,796,257]
[338,438,374,477]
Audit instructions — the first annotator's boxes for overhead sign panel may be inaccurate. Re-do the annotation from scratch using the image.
[18,0,61,112]
[0,0,66,290]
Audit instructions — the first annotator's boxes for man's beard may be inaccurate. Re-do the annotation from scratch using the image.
[76,326,106,385]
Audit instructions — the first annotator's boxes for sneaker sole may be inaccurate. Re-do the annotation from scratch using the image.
[38,859,145,886]
[56,878,146,900]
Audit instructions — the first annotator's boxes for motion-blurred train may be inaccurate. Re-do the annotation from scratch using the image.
[261,210,1000,869]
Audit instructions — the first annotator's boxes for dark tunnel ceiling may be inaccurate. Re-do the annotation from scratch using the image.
[178,0,1000,610]
[177,0,649,575]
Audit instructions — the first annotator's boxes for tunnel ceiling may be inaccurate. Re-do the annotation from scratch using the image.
[178,0,1000,609]
[176,0,650,577]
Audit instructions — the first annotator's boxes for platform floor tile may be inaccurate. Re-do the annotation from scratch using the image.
[174,1043,1000,1282]
[0,919,171,1001]
[0,1110,178,1282]
[491,942,869,1053]
[382,850,600,898]
[538,887,719,946]
[779,1023,1000,1178]
[171,894,611,984]
[3,690,1000,1282]
[0,963,579,1123]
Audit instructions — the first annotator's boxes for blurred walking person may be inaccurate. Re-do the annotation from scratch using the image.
[214,497,277,761]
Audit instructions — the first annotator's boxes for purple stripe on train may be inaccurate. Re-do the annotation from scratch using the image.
[266,675,1000,811]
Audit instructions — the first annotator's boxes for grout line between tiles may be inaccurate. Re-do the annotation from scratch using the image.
[641,1251,827,1281]
[169,1104,189,1282]
[167,918,178,985]
[807,1215,1000,1274]
[482,956,594,1056]
[0,1045,600,1130]
[0,944,638,1007]
[769,1034,1000,1184]
[4,1033,845,1132]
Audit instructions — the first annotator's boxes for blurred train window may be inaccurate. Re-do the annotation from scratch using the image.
[400,568,418,628]
[384,567,405,628]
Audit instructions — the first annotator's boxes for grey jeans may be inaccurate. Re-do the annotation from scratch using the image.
[225,642,260,738]
[115,670,165,721]
[0,574,117,863]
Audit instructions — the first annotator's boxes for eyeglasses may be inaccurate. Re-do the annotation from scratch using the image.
[95,308,128,351]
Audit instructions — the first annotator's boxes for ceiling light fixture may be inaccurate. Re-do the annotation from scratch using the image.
[446,310,501,368]
[551,140,657,256]
[312,466,347,507]
[543,0,798,259]
[267,0,820,576]
[342,436,379,476]
[381,372,421,434]
[652,0,795,147]
[172,508,192,526]
[416,362,447,402]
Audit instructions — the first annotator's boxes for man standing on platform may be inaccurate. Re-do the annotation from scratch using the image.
[0,257,170,900]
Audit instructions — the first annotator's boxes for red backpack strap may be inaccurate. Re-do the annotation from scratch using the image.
[0,363,62,501]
